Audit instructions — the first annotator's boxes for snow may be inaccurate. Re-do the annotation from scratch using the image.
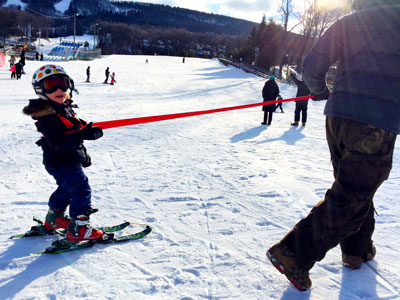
[3,0,27,9]
[54,0,72,13]
[0,50,399,299]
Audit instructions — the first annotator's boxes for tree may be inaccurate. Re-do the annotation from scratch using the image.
[277,0,302,78]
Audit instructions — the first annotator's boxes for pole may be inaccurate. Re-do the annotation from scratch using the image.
[38,29,41,56]
[73,13,76,60]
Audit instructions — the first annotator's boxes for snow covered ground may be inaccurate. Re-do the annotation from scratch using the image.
[0,54,399,300]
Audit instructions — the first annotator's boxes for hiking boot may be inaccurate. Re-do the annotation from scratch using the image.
[302,122,306,126]
[291,121,299,126]
[342,242,376,269]
[44,208,70,230]
[267,243,312,291]
[66,215,104,243]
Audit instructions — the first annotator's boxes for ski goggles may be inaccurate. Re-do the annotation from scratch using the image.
[42,76,70,94]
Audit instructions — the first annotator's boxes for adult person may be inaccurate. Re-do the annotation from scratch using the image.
[261,76,279,125]
[14,61,23,80]
[9,55,16,68]
[267,0,399,291]
[86,66,91,82]
[20,48,26,66]
[290,70,310,126]
[104,67,110,84]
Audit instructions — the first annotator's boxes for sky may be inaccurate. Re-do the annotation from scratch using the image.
[121,0,350,25]
[130,0,280,23]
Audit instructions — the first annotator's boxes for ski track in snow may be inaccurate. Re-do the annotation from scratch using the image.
[0,53,399,300]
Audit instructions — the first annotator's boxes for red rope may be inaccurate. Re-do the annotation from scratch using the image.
[93,95,314,130]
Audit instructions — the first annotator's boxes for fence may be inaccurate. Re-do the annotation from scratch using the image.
[44,40,101,61]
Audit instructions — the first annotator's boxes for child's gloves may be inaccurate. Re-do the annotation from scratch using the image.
[82,122,103,140]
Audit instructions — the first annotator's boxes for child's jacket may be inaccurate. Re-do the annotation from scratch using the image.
[23,99,92,168]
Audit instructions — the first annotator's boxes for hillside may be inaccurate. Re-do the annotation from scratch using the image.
[0,53,399,299]
[1,0,255,36]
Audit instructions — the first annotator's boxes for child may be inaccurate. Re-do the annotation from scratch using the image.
[23,64,104,243]
[10,64,16,79]
[276,95,284,113]
[110,72,116,85]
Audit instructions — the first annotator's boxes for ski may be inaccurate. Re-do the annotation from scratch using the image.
[36,225,152,255]
[10,217,131,239]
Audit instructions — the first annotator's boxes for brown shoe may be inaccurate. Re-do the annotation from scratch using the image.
[342,242,376,269]
[302,122,306,126]
[291,122,299,126]
[267,243,312,291]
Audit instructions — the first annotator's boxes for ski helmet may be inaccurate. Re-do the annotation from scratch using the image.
[32,64,74,100]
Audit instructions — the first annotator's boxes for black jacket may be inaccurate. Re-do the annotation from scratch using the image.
[262,80,279,111]
[291,73,310,108]
[23,99,91,168]
[302,0,400,134]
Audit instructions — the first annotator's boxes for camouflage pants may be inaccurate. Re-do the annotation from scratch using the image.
[281,116,397,269]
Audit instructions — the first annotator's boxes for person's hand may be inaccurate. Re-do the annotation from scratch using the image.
[311,87,330,101]
[81,122,103,140]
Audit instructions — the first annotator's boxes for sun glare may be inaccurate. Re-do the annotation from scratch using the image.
[294,0,350,12]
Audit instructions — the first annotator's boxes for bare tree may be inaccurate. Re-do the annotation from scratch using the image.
[277,0,303,78]
[302,0,348,40]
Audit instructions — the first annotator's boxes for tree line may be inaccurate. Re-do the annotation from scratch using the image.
[0,0,348,77]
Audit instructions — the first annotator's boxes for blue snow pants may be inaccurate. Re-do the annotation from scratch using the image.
[45,164,92,218]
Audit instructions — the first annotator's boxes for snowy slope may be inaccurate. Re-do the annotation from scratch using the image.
[0,54,399,300]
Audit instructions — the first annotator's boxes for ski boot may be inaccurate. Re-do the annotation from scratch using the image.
[267,243,312,291]
[44,208,70,230]
[342,242,376,269]
[66,209,104,243]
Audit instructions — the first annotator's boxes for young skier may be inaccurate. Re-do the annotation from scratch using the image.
[110,72,116,85]
[275,95,284,113]
[10,64,16,79]
[22,64,105,243]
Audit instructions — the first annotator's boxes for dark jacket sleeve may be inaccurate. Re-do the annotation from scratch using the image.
[36,115,84,152]
[290,73,300,86]
[302,20,342,95]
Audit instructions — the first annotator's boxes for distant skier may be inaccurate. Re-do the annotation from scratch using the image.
[40,53,44,61]
[86,66,91,82]
[20,48,26,66]
[23,64,105,243]
[104,67,110,83]
[14,62,23,80]
[290,71,311,126]
[10,64,16,79]
[275,95,284,113]
[110,72,116,85]
[9,55,15,68]
[261,76,279,125]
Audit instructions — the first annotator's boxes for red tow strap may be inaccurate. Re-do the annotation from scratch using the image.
[93,95,314,130]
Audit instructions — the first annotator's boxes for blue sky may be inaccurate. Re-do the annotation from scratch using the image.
[132,0,280,23]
